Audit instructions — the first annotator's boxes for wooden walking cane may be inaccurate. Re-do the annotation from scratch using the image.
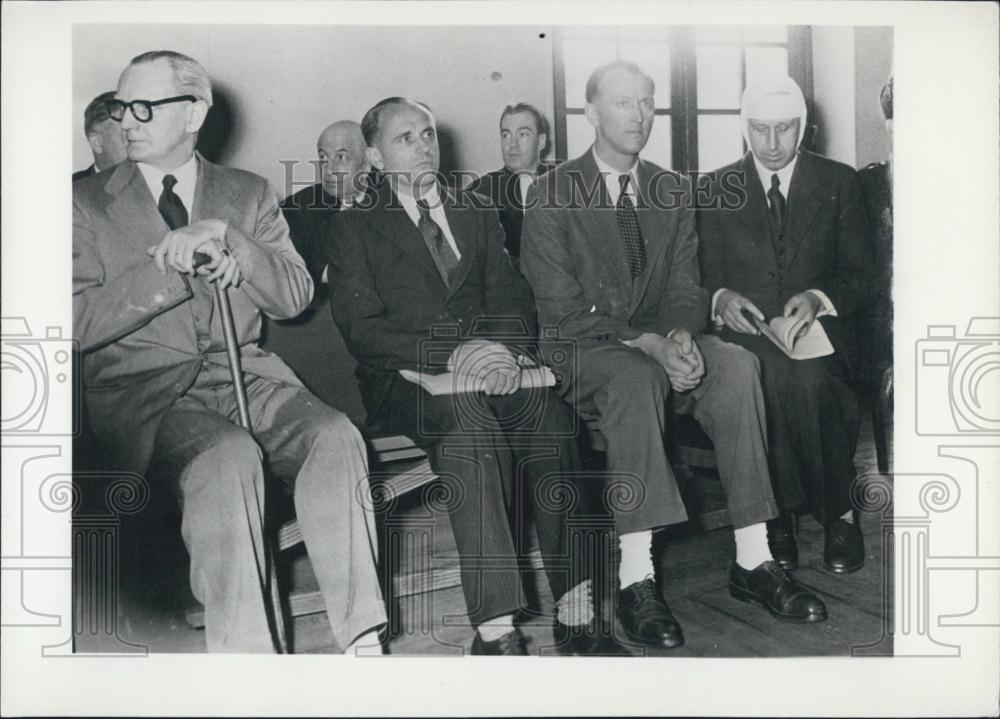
[192,250,287,651]
[193,250,252,430]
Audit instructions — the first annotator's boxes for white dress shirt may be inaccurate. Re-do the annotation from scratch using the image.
[395,183,462,261]
[137,155,198,217]
[592,146,640,206]
[516,172,535,210]
[711,153,836,323]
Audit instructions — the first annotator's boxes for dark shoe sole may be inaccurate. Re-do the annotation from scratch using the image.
[728,583,828,623]
[823,558,864,574]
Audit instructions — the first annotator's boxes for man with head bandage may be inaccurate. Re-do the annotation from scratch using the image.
[698,74,876,575]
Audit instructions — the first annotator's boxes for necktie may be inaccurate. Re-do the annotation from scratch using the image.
[158,174,189,230]
[416,198,459,285]
[767,173,785,234]
[616,174,647,279]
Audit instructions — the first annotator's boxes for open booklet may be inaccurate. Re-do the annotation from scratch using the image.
[399,366,556,395]
[752,315,835,360]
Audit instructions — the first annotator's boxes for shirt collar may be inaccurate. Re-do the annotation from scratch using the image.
[395,182,442,215]
[752,151,798,198]
[592,146,640,204]
[136,154,198,211]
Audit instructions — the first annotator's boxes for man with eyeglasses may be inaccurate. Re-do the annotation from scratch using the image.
[72,50,387,654]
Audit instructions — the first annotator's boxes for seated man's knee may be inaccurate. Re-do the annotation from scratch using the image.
[713,342,762,387]
[606,352,669,400]
[310,407,364,449]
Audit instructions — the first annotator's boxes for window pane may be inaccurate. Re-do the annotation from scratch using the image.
[695,26,743,44]
[562,38,618,107]
[698,114,744,171]
[744,46,789,85]
[643,115,672,170]
[696,45,742,109]
[566,113,594,160]
[742,25,787,43]
[618,41,671,108]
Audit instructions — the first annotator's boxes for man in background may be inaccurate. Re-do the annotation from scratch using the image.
[73,51,386,653]
[468,103,550,262]
[698,75,875,574]
[73,91,128,181]
[280,120,372,285]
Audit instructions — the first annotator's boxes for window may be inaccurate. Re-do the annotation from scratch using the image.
[553,26,812,172]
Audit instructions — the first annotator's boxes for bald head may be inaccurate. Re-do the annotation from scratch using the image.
[317,120,369,200]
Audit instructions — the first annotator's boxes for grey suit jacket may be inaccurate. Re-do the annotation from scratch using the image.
[73,153,312,474]
[520,147,709,372]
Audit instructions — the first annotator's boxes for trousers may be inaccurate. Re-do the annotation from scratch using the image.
[373,376,590,626]
[561,334,778,533]
[149,363,386,652]
[719,327,862,525]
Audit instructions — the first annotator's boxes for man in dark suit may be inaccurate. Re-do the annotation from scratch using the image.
[73,51,386,653]
[73,91,128,181]
[328,97,624,655]
[280,120,371,285]
[521,61,826,651]
[698,75,875,574]
[467,103,551,262]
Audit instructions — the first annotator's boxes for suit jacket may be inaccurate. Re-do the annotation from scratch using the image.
[280,182,341,285]
[327,178,536,418]
[73,164,96,182]
[520,147,709,372]
[468,163,550,259]
[697,150,874,357]
[73,153,312,474]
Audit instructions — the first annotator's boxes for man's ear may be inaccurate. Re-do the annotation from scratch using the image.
[584,102,598,129]
[537,132,549,157]
[186,100,209,134]
[366,146,383,171]
[86,132,103,157]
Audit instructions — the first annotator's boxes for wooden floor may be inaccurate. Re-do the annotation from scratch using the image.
[76,413,892,658]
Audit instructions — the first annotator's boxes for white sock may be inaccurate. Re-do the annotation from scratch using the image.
[344,628,384,655]
[478,614,515,641]
[618,530,654,587]
[734,522,773,570]
[841,509,855,524]
[555,580,594,627]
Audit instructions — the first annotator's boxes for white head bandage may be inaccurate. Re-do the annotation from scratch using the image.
[740,74,807,149]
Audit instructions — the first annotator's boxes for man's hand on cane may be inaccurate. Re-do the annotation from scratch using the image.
[147,219,242,289]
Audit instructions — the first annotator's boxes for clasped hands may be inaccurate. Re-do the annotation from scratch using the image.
[448,339,529,396]
[624,329,705,393]
[717,289,822,339]
[146,218,242,289]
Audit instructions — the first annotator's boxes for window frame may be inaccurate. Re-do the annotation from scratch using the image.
[552,25,813,172]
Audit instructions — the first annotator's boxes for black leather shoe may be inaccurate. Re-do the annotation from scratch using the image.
[729,560,827,623]
[824,517,865,573]
[470,628,529,655]
[617,578,684,649]
[766,514,799,570]
[553,617,631,656]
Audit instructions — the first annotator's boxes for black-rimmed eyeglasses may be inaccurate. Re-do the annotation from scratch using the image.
[107,95,197,123]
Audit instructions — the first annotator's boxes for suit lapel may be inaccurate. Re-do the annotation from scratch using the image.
[629,159,669,311]
[104,161,171,246]
[783,151,824,268]
[740,154,781,269]
[191,154,238,224]
[368,181,445,287]
[577,151,633,285]
[442,186,477,297]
